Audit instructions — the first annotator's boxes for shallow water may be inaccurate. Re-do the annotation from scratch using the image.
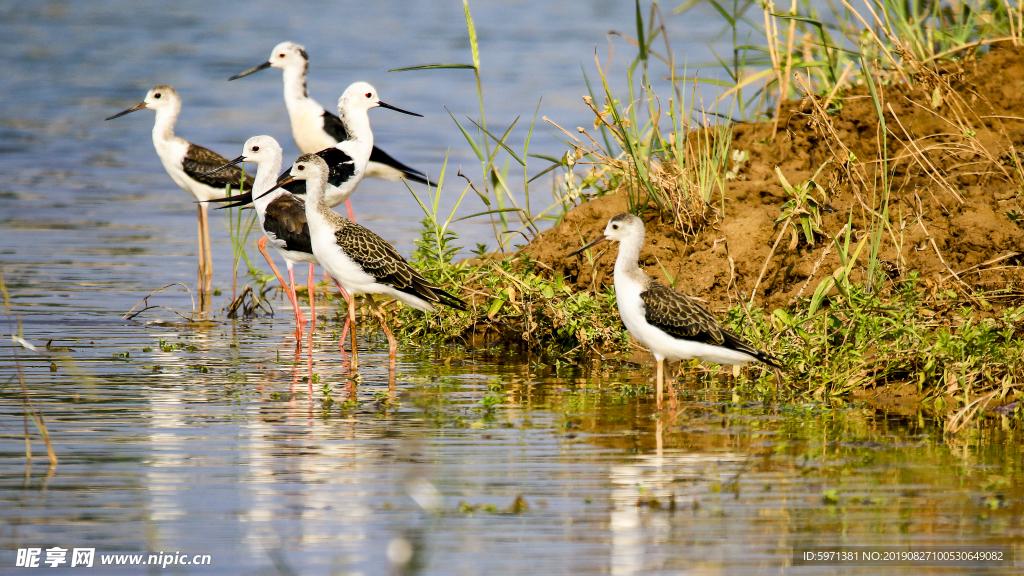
[2,1,1023,574]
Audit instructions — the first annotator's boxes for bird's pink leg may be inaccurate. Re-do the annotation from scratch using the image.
[286,265,306,342]
[331,277,352,355]
[344,199,356,222]
[307,263,316,334]
[258,237,306,332]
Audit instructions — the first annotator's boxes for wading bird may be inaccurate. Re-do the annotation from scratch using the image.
[278,154,465,367]
[229,41,432,220]
[206,135,354,343]
[208,82,419,214]
[571,213,782,405]
[106,85,252,296]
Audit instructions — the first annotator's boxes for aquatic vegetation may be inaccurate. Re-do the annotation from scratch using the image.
[349,0,1024,433]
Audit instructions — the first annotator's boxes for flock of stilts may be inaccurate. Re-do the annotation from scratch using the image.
[105,41,780,399]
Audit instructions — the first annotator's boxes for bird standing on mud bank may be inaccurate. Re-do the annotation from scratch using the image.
[571,213,782,406]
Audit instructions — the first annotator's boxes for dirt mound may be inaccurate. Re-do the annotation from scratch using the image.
[525,44,1024,310]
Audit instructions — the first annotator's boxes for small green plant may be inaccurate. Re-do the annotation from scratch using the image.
[774,163,830,248]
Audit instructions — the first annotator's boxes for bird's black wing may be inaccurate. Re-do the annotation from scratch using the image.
[640,281,781,368]
[320,110,349,142]
[325,109,433,186]
[368,147,434,186]
[277,147,356,196]
[334,222,466,310]
[183,144,254,192]
[262,194,312,254]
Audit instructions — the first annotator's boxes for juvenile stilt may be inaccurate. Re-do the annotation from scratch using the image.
[568,213,783,404]
[105,85,253,299]
[284,155,466,376]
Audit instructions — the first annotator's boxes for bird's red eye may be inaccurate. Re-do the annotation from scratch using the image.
[279,53,285,58]
[365,92,372,98]
[154,93,161,99]
[252,146,259,152]
[297,165,305,171]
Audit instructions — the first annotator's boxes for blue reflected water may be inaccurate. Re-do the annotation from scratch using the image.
[1,1,1023,575]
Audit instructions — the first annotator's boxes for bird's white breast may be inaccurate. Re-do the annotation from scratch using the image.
[286,99,336,155]
[306,211,374,293]
[614,273,756,366]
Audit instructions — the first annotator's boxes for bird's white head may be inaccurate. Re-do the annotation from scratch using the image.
[105,85,180,120]
[568,212,645,258]
[338,82,383,114]
[290,154,329,183]
[603,213,644,242]
[229,41,307,81]
[337,82,423,118]
[267,41,308,70]
[142,85,180,111]
[240,135,282,165]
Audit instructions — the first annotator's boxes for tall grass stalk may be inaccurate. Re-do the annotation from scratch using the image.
[223,172,259,302]
[1,269,57,468]
[389,0,563,253]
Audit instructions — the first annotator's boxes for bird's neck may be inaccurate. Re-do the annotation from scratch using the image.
[338,107,372,146]
[302,173,332,214]
[252,159,283,214]
[282,64,309,105]
[151,106,178,144]
[613,234,645,281]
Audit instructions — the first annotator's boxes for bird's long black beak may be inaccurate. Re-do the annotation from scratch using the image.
[105,102,147,120]
[205,155,246,176]
[229,61,272,81]
[210,194,255,210]
[568,235,607,258]
[377,101,423,117]
[252,176,294,202]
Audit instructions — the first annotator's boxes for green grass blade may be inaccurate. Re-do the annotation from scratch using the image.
[466,116,526,166]
[388,63,476,72]
[445,107,485,162]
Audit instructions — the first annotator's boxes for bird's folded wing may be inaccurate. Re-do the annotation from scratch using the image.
[334,224,418,292]
[183,144,254,191]
[263,194,312,253]
[640,282,727,347]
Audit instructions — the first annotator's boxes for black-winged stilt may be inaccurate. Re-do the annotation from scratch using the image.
[571,213,782,406]
[229,41,433,219]
[209,82,418,221]
[281,154,465,365]
[105,85,253,296]
[206,136,356,352]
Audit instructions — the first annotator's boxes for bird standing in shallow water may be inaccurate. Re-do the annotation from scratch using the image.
[206,135,354,344]
[208,82,419,217]
[280,154,465,369]
[106,85,252,299]
[229,41,432,220]
[571,213,782,407]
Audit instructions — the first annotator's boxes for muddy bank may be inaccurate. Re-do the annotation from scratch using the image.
[525,45,1024,311]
